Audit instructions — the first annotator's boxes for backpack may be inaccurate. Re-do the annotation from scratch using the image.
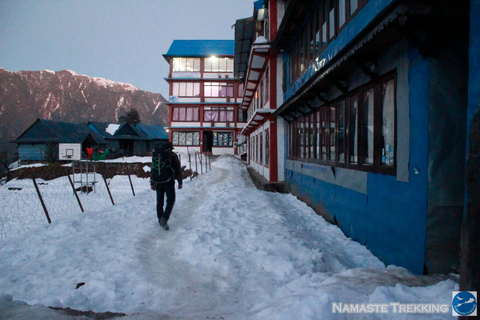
[152,142,175,183]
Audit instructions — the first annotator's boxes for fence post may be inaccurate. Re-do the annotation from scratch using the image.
[32,178,51,224]
[188,152,192,181]
[67,174,84,212]
[103,175,115,205]
[128,174,135,196]
[195,152,198,178]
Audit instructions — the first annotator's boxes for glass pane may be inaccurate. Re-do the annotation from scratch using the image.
[219,110,226,121]
[299,119,305,159]
[193,107,199,121]
[179,132,186,145]
[330,107,336,160]
[322,22,327,46]
[194,83,200,96]
[186,59,193,72]
[338,101,346,163]
[321,109,327,160]
[350,0,358,15]
[363,88,374,165]
[382,79,395,166]
[265,130,270,165]
[316,111,321,159]
[329,8,335,39]
[186,132,193,145]
[172,132,178,145]
[227,58,234,72]
[193,132,200,145]
[204,110,218,122]
[310,114,315,158]
[179,108,186,121]
[172,83,179,96]
[204,58,212,72]
[173,58,186,72]
[260,133,263,163]
[349,97,358,164]
[339,0,346,27]
[186,108,193,121]
[173,107,179,121]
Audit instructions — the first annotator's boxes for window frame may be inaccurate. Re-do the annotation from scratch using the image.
[286,69,397,176]
[171,82,201,97]
[172,58,201,72]
[203,107,235,123]
[204,82,235,98]
[172,106,200,122]
[288,0,369,84]
[172,131,201,146]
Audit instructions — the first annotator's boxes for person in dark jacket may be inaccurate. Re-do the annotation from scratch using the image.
[150,141,183,230]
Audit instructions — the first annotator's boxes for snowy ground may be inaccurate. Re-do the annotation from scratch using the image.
[0,156,458,319]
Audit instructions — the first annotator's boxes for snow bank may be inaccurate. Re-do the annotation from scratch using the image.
[0,156,458,319]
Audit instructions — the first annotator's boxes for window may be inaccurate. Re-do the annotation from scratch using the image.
[288,0,368,83]
[172,107,199,121]
[173,58,200,72]
[339,0,346,28]
[238,109,248,122]
[349,96,359,164]
[172,131,200,146]
[255,135,259,161]
[213,132,233,147]
[362,88,374,165]
[264,68,270,103]
[265,129,270,166]
[337,100,346,163]
[260,132,264,164]
[350,0,359,15]
[328,0,336,40]
[381,78,395,167]
[204,57,234,72]
[172,82,200,97]
[286,70,396,175]
[204,107,234,122]
[204,82,234,97]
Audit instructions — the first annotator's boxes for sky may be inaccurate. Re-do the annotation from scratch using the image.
[0,156,458,319]
[0,0,254,97]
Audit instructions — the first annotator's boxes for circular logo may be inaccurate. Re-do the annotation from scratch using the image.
[453,291,477,316]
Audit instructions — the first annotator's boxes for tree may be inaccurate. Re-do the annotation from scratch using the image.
[118,108,141,124]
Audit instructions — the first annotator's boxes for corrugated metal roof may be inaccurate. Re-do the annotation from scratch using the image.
[12,119,93,144]
[163,40,234,60]
[110,123,168,141]
[136,124,169,140]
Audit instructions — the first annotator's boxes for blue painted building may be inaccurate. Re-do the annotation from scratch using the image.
[12,119,168,160]
[266,0,472,274]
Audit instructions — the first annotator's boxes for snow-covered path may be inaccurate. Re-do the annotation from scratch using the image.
[0,156,457,319]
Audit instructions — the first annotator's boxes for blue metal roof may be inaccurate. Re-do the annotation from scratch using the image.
[163,40,234,60]
[254,0,264,11]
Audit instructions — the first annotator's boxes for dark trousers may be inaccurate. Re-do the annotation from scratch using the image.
[155,180,176,222]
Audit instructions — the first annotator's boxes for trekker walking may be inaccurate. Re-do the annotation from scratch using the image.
[150,141,183,230]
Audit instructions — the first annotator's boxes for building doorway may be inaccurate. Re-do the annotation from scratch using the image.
[203,131,213,153]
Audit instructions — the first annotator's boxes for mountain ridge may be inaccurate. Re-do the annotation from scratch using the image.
[0,67,168,164]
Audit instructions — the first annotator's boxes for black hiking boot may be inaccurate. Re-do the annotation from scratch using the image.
[159,217,169,230]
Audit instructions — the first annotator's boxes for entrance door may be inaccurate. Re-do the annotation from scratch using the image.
[203,131,213,153]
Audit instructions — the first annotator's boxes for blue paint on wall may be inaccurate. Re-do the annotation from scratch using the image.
[284,44,432,274]
[467,1,480,151]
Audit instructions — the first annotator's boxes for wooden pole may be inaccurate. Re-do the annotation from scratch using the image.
[67,174,84,212]
[32,178,51,224]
